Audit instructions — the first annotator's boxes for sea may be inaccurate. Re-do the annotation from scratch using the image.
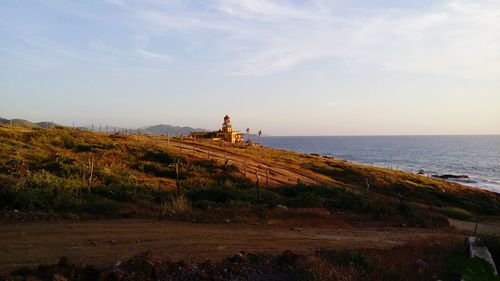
[260,135,500,193]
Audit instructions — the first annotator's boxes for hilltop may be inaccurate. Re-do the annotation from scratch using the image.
[0,124,498,225]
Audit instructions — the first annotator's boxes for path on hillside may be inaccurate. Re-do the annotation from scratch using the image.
[0,220,461,274]
[151,138,338,187]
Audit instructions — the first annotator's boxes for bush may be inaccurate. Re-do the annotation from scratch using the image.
[161,195,190,216]
[479,235,500,270]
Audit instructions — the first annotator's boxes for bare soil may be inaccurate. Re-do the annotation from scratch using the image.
[0,219,462,274]
[156,138,338,187]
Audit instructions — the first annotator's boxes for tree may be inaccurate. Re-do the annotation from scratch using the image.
[257,130,262,144]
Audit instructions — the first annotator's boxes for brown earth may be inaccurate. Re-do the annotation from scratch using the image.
[0,219,464,274]
[448,218,500,235]
[153,137,339,187]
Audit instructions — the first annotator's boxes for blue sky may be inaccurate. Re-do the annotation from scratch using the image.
[1,0,499,135]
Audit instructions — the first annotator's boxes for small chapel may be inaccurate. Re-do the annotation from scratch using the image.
[215,115,244,143]
[190,115,244,144]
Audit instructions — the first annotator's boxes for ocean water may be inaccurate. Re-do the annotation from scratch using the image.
[260,135,500,193]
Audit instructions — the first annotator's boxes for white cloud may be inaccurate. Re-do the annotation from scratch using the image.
[119,0,499,79]
[136,48,172,62]
[9,0,500,79]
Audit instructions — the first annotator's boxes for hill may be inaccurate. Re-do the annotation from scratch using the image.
[143,124,207,136]
[0,124,498,226]
[36,121,61,129]
[0,118,40,128]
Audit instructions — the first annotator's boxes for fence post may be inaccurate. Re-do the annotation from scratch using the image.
[256,172,260,201]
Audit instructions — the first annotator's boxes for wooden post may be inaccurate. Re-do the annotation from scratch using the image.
[266,170,269,188]
[474,217,479,236]
[256,172,260,201]
[207,149,210,159]
[243,159,247,176]
[167,133,170,146]
[86,156,95,193]
[180,136,183,153]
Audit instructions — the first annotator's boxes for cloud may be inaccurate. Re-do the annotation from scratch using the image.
[4,0,500,79]
[136,49,172,63]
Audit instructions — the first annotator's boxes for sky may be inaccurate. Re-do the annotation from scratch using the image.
[1,0,499,136]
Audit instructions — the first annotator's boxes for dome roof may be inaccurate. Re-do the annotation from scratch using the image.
[224,115,230,120]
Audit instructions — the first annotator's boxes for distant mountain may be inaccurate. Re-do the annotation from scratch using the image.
[0,117,206,136]
[0,118,40,128]
[144,124,207,136]
[36,121,60,129]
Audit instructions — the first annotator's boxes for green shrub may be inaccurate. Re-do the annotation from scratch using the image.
[479,235,500,270]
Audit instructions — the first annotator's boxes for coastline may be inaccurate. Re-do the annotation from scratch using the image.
[260,135,500,194]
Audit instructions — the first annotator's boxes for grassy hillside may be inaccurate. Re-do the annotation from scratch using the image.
[0,118,40,128]
[0,125,498,225]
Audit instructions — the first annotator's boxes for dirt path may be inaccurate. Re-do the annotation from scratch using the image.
[0,220,460,274]
[152,138,337,187]
[449,219,500,235]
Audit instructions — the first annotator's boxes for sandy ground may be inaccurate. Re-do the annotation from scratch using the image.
[0,220,462,274]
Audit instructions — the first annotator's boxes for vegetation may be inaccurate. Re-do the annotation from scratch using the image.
[0,125,498,225]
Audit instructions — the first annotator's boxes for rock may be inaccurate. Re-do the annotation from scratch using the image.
[276,204,288,211]
[289,227,303,232]
[432,174,469,179]
[120,251,155,276]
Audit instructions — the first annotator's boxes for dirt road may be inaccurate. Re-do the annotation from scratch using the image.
[0,220,461,274]
[151,137,338,187]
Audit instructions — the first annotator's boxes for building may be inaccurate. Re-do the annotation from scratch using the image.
[190,115,244,144]
[215,115,244,143]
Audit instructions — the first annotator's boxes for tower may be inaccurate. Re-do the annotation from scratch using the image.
[222,115,232,133]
